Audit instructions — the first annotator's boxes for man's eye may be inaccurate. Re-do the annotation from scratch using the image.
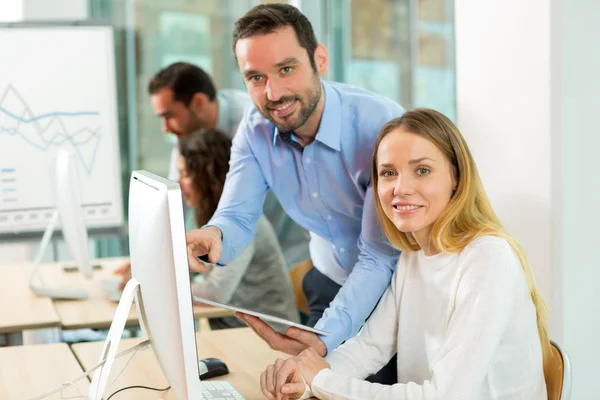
[281,66,293,74]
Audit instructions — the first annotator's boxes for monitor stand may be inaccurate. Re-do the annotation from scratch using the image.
[88,278,141,400]
[28,211,89,300]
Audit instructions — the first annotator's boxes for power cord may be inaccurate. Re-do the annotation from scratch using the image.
[28,340,151,400]
[106,385,171,399]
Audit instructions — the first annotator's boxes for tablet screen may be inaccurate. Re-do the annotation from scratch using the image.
[192,296,329,336]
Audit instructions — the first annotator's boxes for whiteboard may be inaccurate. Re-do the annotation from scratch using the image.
[0,25,123,235]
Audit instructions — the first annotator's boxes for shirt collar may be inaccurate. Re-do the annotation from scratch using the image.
[272,81,341,151]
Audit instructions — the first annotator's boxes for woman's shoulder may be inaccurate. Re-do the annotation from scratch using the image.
[464,235,513,254]
[252,216,286,255]
[254,215,277,240]
[459,235,523,276]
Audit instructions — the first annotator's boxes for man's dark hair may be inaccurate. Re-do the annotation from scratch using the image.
[147,62,217,105]
[232,4,318,72]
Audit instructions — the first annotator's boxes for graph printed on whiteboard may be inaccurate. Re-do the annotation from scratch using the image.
[0,25,123,235]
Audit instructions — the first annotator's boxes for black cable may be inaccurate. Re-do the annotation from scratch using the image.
[106,384,171,399]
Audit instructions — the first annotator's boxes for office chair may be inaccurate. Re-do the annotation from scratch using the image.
[545,340,571,400]
[288,259,312,317]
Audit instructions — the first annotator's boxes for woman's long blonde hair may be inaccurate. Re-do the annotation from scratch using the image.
[371,108,551,371]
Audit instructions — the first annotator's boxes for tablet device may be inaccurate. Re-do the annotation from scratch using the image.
[192,296,329,336]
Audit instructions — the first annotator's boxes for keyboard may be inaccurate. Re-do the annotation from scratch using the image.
[200,381,245,399]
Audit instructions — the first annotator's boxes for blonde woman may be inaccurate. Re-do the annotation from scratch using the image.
[260,108,550,400]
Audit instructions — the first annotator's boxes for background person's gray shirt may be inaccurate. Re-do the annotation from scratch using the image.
[191,215,299,330]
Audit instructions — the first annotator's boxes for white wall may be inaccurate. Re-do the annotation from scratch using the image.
[0,0,23,21]
[553,0,600,396]
[456,0,600,397]
[455,0,552,298]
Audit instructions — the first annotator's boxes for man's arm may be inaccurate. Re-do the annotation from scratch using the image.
[315,185,399,352]
[206,121,268,265]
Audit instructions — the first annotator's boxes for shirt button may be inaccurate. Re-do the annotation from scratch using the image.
[327,215,332,220]
[340,248,345,253]
[305,157,311,163]
[312,192,318,198]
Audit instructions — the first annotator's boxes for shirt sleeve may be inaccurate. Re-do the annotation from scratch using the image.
[206,118,268,265]
[310,241,522,400]
[315,185,400,351]
[323,265,402,379]
[191,240,254,303]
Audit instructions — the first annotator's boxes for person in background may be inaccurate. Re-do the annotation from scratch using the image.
[260,109,550,400]
[118,128,300,330]
[148,62,310,268]
[147,62,250,181]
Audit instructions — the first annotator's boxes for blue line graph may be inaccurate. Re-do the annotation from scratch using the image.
[0,127,101,174]
[0,106,99,123]
[0,85,102,175]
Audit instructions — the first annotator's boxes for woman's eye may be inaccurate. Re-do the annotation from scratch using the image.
[380,170,395,178]
[416,167,430,176]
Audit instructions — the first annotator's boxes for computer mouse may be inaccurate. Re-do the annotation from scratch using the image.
[198,357,230,380]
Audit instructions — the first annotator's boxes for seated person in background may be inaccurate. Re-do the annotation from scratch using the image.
[116,128,299,331]
[260,108,550,400]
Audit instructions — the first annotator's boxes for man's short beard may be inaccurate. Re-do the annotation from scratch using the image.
[261,75,322,133]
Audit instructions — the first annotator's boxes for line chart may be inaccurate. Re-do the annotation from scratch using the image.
[0,84,102,174]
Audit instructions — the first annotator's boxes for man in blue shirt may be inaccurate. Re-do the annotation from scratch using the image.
[186,3,404,380]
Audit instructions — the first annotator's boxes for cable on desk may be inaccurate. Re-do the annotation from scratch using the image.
[106,385,171,399]
[28,339,151,400]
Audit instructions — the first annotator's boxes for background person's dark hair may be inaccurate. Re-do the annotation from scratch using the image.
[233,4,319,72]
[178,128,232,227]
[148,62,217,105]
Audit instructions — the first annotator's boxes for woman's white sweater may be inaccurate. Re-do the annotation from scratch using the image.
[306,236,547,400]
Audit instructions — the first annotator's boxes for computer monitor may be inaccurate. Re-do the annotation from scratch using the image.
[129,170,202,398]
[29,148,92,299]
[88,170,203,399]
[55,148,93,278]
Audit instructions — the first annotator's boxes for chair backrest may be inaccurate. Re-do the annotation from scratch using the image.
[288,259,312,316]
[545,340,571,400]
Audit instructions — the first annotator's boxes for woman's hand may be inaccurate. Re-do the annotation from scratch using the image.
[260,348,330,399]
[261,358,304,400]
[294,347,330,386]
[113,262,131,291]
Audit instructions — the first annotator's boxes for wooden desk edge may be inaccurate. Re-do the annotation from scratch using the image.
[0,319,61,334]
